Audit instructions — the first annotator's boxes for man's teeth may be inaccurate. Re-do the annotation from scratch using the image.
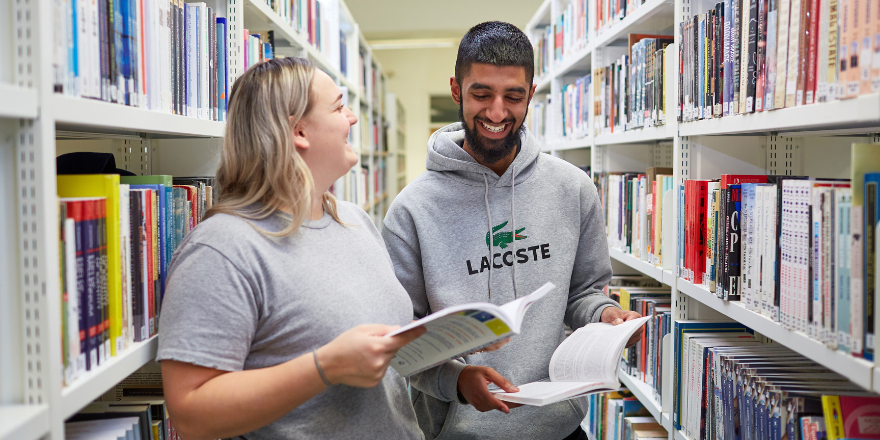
[481,122,506,133]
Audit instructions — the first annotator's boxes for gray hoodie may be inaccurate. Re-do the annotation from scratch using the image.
[382,122,618,440]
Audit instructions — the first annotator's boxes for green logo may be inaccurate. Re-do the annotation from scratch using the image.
[486,221,527,249]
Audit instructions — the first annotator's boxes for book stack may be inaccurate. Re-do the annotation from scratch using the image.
[678,0,880,122]
[673,320,880,440]
[57,174,214,386]
[52,0,231,122]
[595,167,675,266]
[558,74,592,141]
[593,35,673,136]
[585,389,670,440]
[676,142,880,362]
[532,0,589,77]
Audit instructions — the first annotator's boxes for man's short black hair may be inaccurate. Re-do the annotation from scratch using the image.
[455,21,535,87]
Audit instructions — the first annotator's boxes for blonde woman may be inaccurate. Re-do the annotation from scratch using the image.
[156,57,425,440]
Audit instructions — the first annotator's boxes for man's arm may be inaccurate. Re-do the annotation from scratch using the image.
[564,178,625,329]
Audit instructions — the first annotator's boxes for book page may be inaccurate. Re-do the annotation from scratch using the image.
[389,308,512,377]
[549,316,650,383]
[496,282,556,332]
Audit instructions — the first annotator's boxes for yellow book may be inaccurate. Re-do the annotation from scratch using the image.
[822,395,844,440]
[151,192,159,335]
[152,421,161,440]
[57,174,123,357]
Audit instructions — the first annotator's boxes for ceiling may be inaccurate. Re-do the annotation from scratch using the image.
[345,0,542,41]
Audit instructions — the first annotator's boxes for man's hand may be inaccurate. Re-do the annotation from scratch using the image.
[457,366,523,413]
[600,307,642,347]
[466,337,511,356]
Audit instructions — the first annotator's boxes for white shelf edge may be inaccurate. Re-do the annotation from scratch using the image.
[526,0,553,31]
[618,369,662,423]
[0,84,38,119]
[674,429,690,440]
[61,336,158,419]
[678,93,880,136]
[593,0,675,49]
[662,412,672,432]
[544,136,593,151]
[677,278,874,391]
[594,125,672,145]
[51,95,225,137]
[608,247,666,285]
[0,405,49,440]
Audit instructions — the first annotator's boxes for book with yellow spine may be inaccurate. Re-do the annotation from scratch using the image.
[57,174,123,357]
[821,395,844,440]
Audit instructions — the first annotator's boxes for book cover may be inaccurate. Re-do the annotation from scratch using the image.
[851,144,880,356]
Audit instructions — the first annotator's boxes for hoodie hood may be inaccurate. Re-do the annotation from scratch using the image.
[426,122,541,188]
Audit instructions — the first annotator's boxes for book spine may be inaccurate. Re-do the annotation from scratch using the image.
[97,198,108,362]
[729,185,743,300]
[756,0,767,111]
[865,176,878,360]
[747,0,759,112]
[84,199,99,369]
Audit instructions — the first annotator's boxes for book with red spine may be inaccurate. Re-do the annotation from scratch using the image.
[696,180,710,284]
[806,0,822,104]
[721,174,769,189]
[142,189,155,338]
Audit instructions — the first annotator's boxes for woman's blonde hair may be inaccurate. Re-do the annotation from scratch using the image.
[205,57,344,236]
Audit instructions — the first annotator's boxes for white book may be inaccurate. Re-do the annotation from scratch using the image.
[89,0,100,99]
[763,187,778,321]
[742,184,754,311]
[197,3,209,120]
[491,316,650,406]
[63,218,81,384]
[388,282,555,377]
[119,185,133,351]
[641,177,649,260]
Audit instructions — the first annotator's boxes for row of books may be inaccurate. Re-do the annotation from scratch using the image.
[584,388,669,440]
[57,172,214,386]
[596,0,655,36]
[243,30,275,71]
[612,283,672,403]
[672,321,880,440]
[594,35,673,136]
[678,0,880,122]
[52,0,231,122]
[533,0,590,78]
[597,167,676,266]
[676,147,879,362]
[561,74,593,140]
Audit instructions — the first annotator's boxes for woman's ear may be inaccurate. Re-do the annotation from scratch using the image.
[291,116,310,150]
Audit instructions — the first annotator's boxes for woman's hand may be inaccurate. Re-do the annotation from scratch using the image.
[315,324,426,388]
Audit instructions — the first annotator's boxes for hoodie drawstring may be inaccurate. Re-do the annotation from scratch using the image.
[483,174,493,300]
[484,165,520,300]
[510,165,517,298]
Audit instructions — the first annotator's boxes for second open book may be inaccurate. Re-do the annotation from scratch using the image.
[492,315,651,406]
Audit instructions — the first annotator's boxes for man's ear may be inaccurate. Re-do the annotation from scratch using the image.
[450,76,462,105]
[291,116,310,150]
[528,83,537,105]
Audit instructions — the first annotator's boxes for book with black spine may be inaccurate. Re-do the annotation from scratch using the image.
[746,0,759,112]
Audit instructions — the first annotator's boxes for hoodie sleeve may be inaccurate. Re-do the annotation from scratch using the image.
[382,213,467,403]
[564,176,619,330]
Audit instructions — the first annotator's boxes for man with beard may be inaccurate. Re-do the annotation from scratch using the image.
[381,21,641,440]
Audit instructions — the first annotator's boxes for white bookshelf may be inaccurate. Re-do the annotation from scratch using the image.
[0,405,50,440]
[527,0,880,437]
[60,337,158,420]
[0,0,398,437]
[618,369,663,423]
[0,84,38,119]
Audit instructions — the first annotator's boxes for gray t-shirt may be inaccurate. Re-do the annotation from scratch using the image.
[156,202,423,440]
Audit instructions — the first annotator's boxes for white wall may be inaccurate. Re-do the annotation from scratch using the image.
[373,46,458,183]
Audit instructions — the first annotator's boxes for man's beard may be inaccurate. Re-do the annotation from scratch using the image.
[460,102,526,165]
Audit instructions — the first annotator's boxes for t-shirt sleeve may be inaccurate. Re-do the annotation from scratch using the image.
[157,242,259,372]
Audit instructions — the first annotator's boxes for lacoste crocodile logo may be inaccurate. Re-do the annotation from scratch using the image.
[486,221,527,249]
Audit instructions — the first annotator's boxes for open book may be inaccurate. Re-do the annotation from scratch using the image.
[492,315,651,406]
[386,282,555,376]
